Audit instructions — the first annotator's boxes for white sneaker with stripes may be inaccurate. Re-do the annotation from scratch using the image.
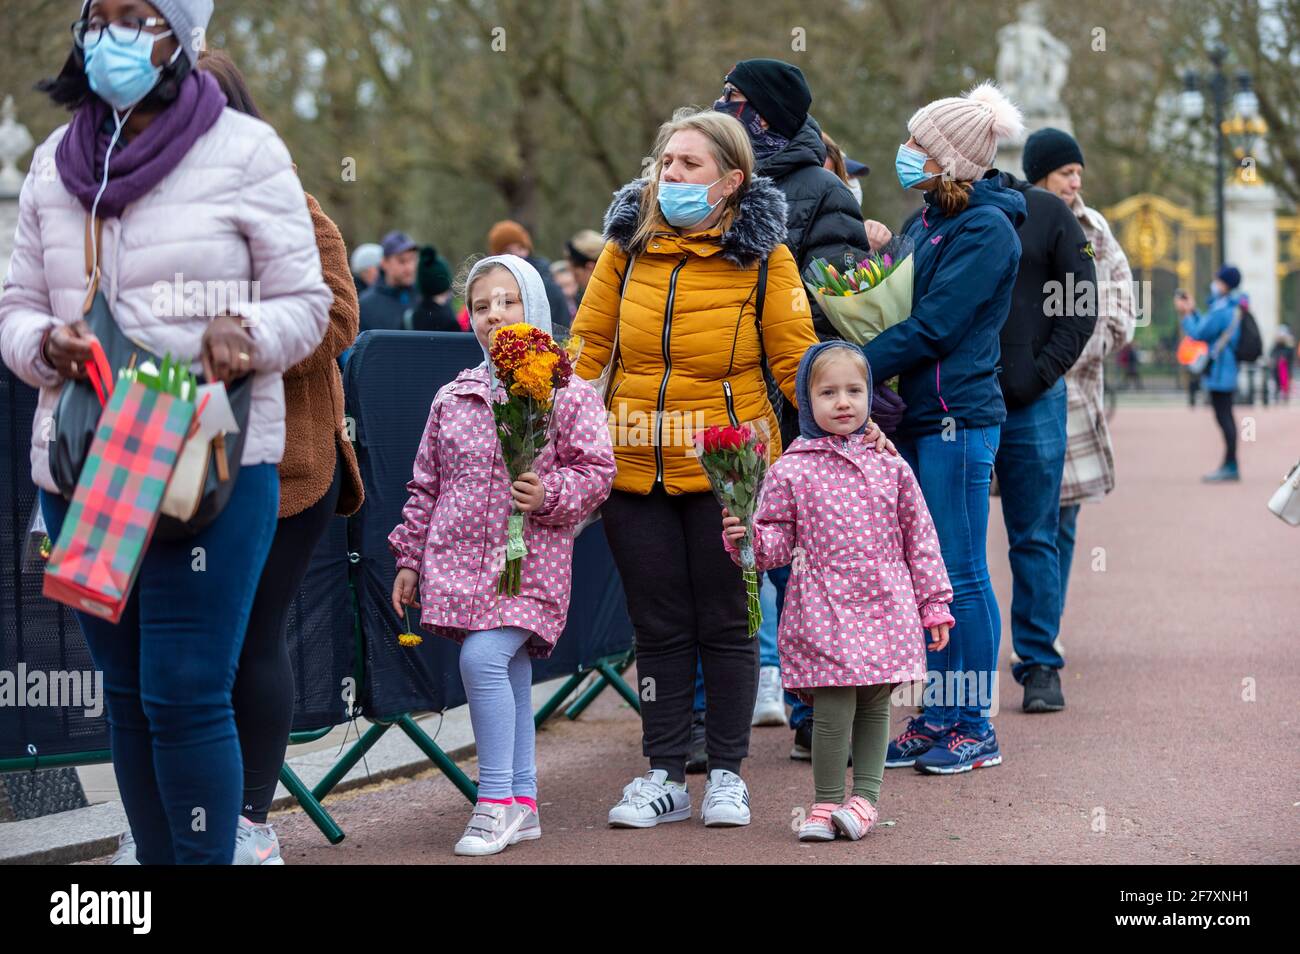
[702,769,751,827]
[607,770,691,828]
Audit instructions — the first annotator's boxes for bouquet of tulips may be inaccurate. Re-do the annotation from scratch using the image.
[803,235,915,349]
[488,322,576,595]
[694,421,770,637]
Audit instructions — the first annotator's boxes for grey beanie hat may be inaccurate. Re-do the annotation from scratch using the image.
[152,0,213,65]
[81,0,214,66]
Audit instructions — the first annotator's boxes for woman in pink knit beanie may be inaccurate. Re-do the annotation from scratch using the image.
[860,81,1028,776]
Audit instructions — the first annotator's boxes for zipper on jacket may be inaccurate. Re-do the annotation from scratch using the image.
[654,255,689,484]
[722,380,740,427]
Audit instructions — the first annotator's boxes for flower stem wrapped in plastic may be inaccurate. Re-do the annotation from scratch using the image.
[487,322,575,595]
[694,421,771,637]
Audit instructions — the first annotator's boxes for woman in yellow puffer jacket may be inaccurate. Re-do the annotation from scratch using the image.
[572,108,819,827]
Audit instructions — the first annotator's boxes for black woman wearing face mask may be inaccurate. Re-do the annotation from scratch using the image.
[0,0,330,863]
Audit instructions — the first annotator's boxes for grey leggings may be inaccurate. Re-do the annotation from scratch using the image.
[459,627,537,800]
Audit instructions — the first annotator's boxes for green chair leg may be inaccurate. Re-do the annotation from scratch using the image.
[311,721,390,802]
[396,714,478,803]
[566,653,640,720]
[533,671,588,728]
[279,762,345,844]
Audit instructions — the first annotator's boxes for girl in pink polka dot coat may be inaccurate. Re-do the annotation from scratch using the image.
[389,255,615,856]
[723,341,953,843]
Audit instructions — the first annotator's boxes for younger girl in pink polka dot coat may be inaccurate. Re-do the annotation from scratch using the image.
[389,255,615,857]
[723,341,953,843]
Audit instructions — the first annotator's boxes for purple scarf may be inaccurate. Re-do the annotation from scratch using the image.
[55,70,228,219]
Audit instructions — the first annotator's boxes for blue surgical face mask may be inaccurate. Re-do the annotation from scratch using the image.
[658,175,726,228]
[83,26,181,112]
[895,143,938,190]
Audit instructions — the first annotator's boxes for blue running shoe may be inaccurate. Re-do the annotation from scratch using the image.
[884,716,948,768]
[914,726,1002,774]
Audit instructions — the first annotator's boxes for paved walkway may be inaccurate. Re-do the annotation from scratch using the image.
[93,402,1300,864]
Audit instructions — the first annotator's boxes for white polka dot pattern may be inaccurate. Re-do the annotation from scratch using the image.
[723,432,955,689]
[388,367,617,657]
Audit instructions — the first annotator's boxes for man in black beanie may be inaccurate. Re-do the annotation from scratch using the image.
[715,59,869,343]
[1022,127,1086,186]
[710,59,871,766]
[991,137,1098,715]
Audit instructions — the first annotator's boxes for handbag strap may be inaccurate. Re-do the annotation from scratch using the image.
[1210,305,1243,359]
[82,215,103,316]
[610,253,635,374]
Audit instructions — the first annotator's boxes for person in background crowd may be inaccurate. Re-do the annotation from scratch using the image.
[358,230,418,332]
[486,219,571,332]
[1177,266,1244,482]
[1010,126,1132,713]
[1271,325,1295,402]
[408,245,460,332]
[2,0,331,864]
[820,129,865,207]
[990,132,1098,715]
[549,260,580,319]
[350,242,382,293]
[566,229,605,305]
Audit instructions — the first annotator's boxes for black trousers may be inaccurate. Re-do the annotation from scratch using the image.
[1209,389,1237,466]
[233,455,341,822]
[601,485,757,782]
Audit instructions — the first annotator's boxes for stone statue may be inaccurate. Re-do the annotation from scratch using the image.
[0,95,35,198]
[996,2,1071,123]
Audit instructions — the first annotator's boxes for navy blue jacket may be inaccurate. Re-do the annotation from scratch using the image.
[864,172,1026,439]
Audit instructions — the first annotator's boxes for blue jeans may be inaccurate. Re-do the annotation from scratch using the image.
[40,464,279,864]
[693,572,781,713]
[1057,504,1080,617]
[766,565,811,729]
[994,379,1067,681]
[897,425,1001,735]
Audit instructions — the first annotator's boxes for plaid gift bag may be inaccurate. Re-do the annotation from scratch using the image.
[43,380,195,623]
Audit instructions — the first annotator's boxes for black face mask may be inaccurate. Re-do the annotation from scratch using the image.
[713,96,763,135]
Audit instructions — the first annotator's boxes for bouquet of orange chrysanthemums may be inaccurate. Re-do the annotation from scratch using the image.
[488,323,576,595]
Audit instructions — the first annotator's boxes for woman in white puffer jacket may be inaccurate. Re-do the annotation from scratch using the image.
[0,0,330,864]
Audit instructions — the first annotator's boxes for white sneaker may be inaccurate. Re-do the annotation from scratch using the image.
[109,831,138,865]
[232,816,285,865]
[702,769,751,827]
[454,800,525,857]
[607,770,691,828]
[508,802,541,844]
[752,666,788,727]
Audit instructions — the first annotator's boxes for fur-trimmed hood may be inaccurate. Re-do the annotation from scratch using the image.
[601,175,790,268]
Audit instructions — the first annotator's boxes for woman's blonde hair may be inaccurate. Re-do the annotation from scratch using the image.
[628,108,755,255]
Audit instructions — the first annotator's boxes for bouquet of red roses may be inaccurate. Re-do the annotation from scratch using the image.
[488,322,575,595]
[694,421,770,637]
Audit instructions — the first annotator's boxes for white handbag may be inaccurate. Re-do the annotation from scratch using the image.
[574,255,635,537]
[1267,459,1300,526]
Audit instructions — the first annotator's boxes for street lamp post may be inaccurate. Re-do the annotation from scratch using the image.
[1180,45,1232,264]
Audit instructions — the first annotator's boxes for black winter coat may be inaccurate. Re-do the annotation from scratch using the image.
[756,117,870,340]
